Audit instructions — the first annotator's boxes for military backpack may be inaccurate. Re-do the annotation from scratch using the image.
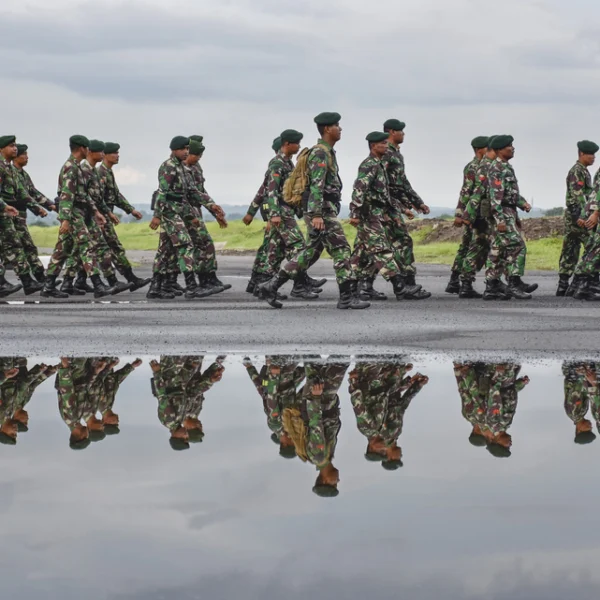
[283,144,333,207]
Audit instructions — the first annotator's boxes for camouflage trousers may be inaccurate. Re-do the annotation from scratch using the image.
[46,209,101,278]
[251,225,276,275]
[486,364,520,436]
[385,218,415,276]
[103,220,133,276]
[0,214,30,277]
[485,215,526,280]
[460,221,491,282]
[350,213,400,281]
[184,215,217,274]
[451,225,474,273]
[574,227,600,277]
[563,362,600,425]
[15,214,45,277]
[65,217,115,279]
[559,220,589,276]
[283,214,353,284]
[152,211,195,276]
[259,213,305,277]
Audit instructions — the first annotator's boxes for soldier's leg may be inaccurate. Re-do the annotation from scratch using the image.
[559,226,583,277]
[15,214,45,280]
[452,226,474,274]
[194,219,217,274]
[103,220,133,275]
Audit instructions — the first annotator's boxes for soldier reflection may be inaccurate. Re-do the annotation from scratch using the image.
[563,361,599,444]
[150,355,226,450]
[350,357,428,470]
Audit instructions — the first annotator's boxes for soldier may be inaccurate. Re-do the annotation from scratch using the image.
[0,362,20,444]
[258,112,369,310]
[349,132,420,301]
[0,135,44,295]
[13,144,56,284]
[0,197,23,297]
[97,142,152,291]
[381,119,431,300]
[483,135,535,300]
[183,138,230,295]
[445,136,489,297]
[556,141,599,296]
[41,135,113,299]
[562,362,599,444]
[147,136,206,300]
[454,361,491,446]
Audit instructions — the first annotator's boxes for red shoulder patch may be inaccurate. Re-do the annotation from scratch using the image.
[317,163,327,168]
[494,179,502,186]
[479,175,486,181]
[578,181,585,186]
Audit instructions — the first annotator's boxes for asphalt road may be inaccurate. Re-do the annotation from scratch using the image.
[1,256,598,357]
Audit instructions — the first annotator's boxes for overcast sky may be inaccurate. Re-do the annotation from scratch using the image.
[3,0,600,211]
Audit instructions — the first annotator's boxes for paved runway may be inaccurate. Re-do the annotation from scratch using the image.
[0,256,598,357]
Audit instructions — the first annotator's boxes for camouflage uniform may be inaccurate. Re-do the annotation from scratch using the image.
[485,363,526,436]
[98,359,136,417]
[454,361,491,432]
[484,158,528,281]
[574,175,600,278]
[46,156,101,279]
[562,362,600,428]
[56,358,100,431]
[349,154,401,281]
[282,141,353,284]
[559,162,592,276]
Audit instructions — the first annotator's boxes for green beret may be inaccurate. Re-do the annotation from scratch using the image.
[280,129,303,144]
[578,140,600,155]
[104,424,120,436]
[69,437,91,450]
[314,112,341,126]
[279,445,297,459]
[489,135,514,150]
[69,134,89,148]
[574,431,597,445]
[364,451,384,462]
[381,459,403,471]
[383,119,405,131]
[189,135,203,143]
[104,142,120,154]
[89,429,106,442]
[312,484,339,498]
[170,136,189,151]
[0,135,16,149]
[270,432,279,444]
[198,144,205,154]
[468,432,487,447]
[188,140,203,156]
[88,139,105,153]
[169,437,190,451]
[16,144,28,156]
[187,429,204,444]
[17,422,29,433]
[0,432,17,446]
[487,135,498,149]
[471,136,489,149]
[272,137,282,152]
[366,131,389,144]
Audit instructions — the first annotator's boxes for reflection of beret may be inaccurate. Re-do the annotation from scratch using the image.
[170,136,189,151]
[469,432,487,447]
[486,443,511,458]
[364,451,384,462]
[366,131,389,144]
[489,135,514,150]
[187,429,204,443]
[471,136,489,149]
[314,112,341,126]
[189,135,203,143]
[0,135,16,148]
[272,137,282,152]
[0,432,17,445]
[88,139,105,153]
[577,140,600,155]
[169,437,190,451]
[104,142,120,154]
[188,140,203,155]
[270,432,279,445]
[383,119,405,131]
[280,129,303,144]
[574,431,597,445]
[381,459,403,471]
[279,445,297,459]
[104,424,120,436]
[312,484,339,498]
[69,134,89,148]
[16,144,28,156]
[69,437,91,450]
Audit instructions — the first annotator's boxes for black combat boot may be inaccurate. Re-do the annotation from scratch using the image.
[515,276,538,293]
[208,272,231,291]
[445,270,460,294]
[91,274,112,299]
[123,267,151,291]
[246,271,258,294]
[306,274,327,289]
[32,266,46,284]
[203,272,226,295]
[556,274,570,297]
[40,275,69,298]
[162,273,182,297]
[258,271,291,309]
[337,280,370,310]
[483,279,511,301]
[193,273,215,298]
[589,273,600,294]
[508,276,532,300]
[18,273,43,296]
[496,279,513,299]
[291,272,319,300]
[253,274,269,297]
[60,276,85,296]
[459,278,483,299]
[106,274,132,295]
[74,271,94,294]
[390,274,407,300]
[183,272,199,299]
[403,273,431,300]
[0,274,22,298]
[573,276,600,301]
[359,276,387,301]
[146,274,175,300]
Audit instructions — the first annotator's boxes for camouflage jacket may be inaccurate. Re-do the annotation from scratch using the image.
[350,154,390,220]
[265,151,295,218]
[306,139,343,217]
[455,157,480,218]
[15,168,53,215]
[56,358,98,430]
[154,156,196,220]
[97,162,135,215]
[486,363,526,435]
[487,158,528,224]
[383,142,424,211]
[562,361,600,425]
[0,157,40,213]
[81,161,110,215]
[99,361,136,415]
[57,155,96,221]
[565,162,592,222]
[185,161,216,215]
[465,156,494,222]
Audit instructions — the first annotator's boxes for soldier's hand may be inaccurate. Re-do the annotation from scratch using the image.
[3,205,19,217]
[265,221,271,233]
[217,216,228,229]
[585,212,599,229]
[497,221,507,233]
[48,205,57,212]
[577,218,587,228]
[523,202,532,213]
[39,208,48,218]
[131,210,143,220]
[149,359,160,373]
[149,217,160,231]
[404,210,415,221]
[311,382,324,396]
[243,213,253,226]
[191,218,200,227]
[421,204,431,215]
[270,365,281,376]
[109,212,120,225]
[312,216,325,231]
[212,205,225,218]
[210,367,225,383]
[270,216,282,227]
[453,217,463,228]
[3,368,19,380]
[59,220,71,235]
[94,211,107,226]
[349,217,359,227]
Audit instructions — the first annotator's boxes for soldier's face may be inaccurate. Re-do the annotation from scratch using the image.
[173,147,189,161]
[1,142,17,159]
[394,130,405,144]
[582,153,596,167]
[15,153,28,167]
[88,151,104,162]
[187,154,200,165]
[106,152,120,165]
[371,140,388,157]
[327,123,342,142]
[285,142,301,155]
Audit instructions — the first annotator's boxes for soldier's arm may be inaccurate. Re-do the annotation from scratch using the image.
[112,363,135,387]
[398,162,424,209]
[265,159,285,218]
[58,163,77,222]
[488,169,506,224]
[306,148,328,217]
[456,162,477,218]
[566,168,586,220]
[350,160,376,219]
[155,162,176,220]
[114,190,134,214]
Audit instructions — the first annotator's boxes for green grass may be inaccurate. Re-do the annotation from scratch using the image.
[30,221,564,270]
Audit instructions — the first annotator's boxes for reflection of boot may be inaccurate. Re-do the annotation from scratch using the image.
[556,274,570,297]
[445,270,460,294]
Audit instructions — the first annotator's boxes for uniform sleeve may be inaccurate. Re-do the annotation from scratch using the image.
[350,160,376,219]
[488,167,506,223]
[265,158,285,218]
[0,197,6,211]
[306,148,328,216]
[565,167,586,221]
[456,162,477,217]
[58,164,77,221]
[114,190,134,214]
[155,162,176,220]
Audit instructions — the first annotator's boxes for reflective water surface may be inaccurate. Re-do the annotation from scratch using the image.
[1,354,600,599]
